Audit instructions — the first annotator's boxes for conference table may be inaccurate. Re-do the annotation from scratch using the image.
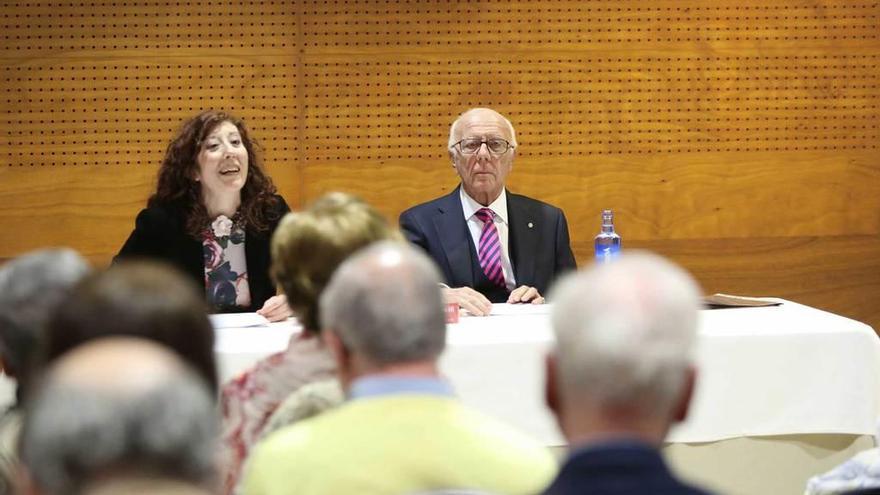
[214,298,880,495]
[215,299,880,444]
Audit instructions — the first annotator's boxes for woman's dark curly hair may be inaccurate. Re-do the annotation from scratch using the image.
[148,110,281,238]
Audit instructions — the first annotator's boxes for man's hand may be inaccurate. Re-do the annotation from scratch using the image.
[256,294,293,322]
[507,285,545,304]
[444,287,493,316]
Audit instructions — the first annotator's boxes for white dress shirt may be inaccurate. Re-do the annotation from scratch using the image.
[459,188,516,291]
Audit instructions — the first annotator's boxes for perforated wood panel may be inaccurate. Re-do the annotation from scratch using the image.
[2,1,879,331]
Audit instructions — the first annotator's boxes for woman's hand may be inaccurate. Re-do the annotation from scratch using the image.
[256,294,293,322]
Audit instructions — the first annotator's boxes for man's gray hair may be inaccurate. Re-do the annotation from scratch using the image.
[447,108,518,150]
[319,241,446,365]
[19,362,218,494]
[549,252,702,417]
[0,248,90,390]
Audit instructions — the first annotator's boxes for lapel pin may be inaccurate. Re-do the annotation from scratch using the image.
[528,222,534,229]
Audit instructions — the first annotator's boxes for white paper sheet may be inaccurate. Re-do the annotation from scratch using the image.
[462,303,553,317]
[209,312,270,329]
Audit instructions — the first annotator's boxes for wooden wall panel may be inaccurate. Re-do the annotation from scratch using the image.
[1,1,878,331]
[618,235,880,335]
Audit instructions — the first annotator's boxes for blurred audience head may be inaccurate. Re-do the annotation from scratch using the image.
[271,192,401,332]
[319,241,446,383]
[45,261,217,392]
[547,252,702,444]
[150,109,280,237]
[19,337,218,495]
[0,248,90,400]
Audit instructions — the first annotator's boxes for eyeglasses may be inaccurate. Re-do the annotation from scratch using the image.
[451,138,514,155]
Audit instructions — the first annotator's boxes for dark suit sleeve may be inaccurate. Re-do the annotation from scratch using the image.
[554,209,577,274]
[399,209,430,252]
[399,204,462,289]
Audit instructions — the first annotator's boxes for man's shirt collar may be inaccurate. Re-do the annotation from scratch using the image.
[349,375,454,400]
[460,187,508,225]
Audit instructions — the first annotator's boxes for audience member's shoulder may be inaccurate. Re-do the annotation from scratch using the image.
[688,483,718,495]
[259,379,343,441]
[0,410,22,495]
[244,407,340,487]
[452,406,558,494]
[255,398,345,452]
[84,478,214,495]
[450,402,557,463]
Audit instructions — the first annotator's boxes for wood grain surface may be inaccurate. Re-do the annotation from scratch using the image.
[2,1,878,331]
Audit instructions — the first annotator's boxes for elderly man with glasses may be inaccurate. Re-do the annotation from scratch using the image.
[400,107,576,316]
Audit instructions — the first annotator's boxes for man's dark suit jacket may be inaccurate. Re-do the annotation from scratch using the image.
[544,441,715,495]
[115,196,289,312]
[399,186,576,302]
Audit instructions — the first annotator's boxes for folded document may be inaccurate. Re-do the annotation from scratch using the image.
[702,293,783,309]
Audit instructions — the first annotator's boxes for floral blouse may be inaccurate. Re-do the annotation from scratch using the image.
[203,215,251,311]
[220,334,337,494]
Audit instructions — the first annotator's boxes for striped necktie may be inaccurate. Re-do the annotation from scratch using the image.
[474,208,506,289]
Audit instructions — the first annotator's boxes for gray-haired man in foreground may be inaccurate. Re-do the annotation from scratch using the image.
[543,252,715,495]
[19,337,219,495]
[243,242,556,495]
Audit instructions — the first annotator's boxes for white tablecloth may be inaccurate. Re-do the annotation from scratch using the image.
[214,299,880,446]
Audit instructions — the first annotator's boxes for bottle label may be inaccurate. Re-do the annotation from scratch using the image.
[594,244,621,264]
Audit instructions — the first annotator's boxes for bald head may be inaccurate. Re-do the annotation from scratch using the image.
[447,108,518,205]
[549,252,702,426]
[448,108,517,149]
[20,337,219,494]
[49,337,190,394]
[319,241,446,367]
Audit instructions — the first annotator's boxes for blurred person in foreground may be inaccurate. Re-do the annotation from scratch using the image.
[221,192,400,493]
[543,252,714,495]
[242,242,557,495]
[0,249,90,494]
[18,337,219,495]
[44,261,218,392]
[400,107,576,315]
[806,442,880,495]
[116,109,291,321]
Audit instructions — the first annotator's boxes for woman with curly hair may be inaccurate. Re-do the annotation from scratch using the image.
[116,110,291,321]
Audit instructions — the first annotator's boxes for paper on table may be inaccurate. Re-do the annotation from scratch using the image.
[487,303,552,316]
[702,293,783,309]
[209,312,270,329]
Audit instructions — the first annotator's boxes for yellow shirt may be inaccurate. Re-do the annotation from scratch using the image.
[242,394,558,495]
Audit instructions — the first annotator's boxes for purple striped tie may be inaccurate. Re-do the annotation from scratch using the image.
[474,208,506,289]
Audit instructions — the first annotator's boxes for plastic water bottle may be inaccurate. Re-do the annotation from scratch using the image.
[594,209,621,263]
